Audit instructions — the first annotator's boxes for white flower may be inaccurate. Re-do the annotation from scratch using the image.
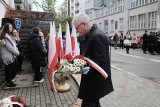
[73,59,86,67]
[75,67,80,72]
[70,66,76,71]
[60,59,68,65]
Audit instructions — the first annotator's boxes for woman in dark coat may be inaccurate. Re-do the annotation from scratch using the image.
[29,27,47,82]
[73,13,114,107]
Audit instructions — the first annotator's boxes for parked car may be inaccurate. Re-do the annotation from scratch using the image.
[130,36,143,48]
[107,36,114,46]
[137,36,143,48]
[107,35,121,47]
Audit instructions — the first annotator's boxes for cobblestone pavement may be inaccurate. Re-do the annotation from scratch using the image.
[0,61,79,107]
[1,61,160,107]
[100,67,160,107]
[72,67,160,107]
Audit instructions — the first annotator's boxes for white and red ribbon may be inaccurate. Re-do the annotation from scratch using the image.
[83,57,108,79]
[51,54,108,92]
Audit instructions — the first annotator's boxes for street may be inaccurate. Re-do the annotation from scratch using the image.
[111,47,160,83]
[98,47,160,107]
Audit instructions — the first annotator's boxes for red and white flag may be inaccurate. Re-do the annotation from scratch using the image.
[48,22,58,91]
[65,22,72,55]
[71,25,79,56]
[58,24,63,59]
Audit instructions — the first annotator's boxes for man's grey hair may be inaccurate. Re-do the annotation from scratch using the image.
[72,13,90,25]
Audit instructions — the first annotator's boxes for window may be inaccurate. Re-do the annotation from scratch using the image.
[136,0,139,6]
[119,18,123,31]
[105,7,109,16]
[111,20,114,31]
[148,11,157,28]
[138,14,146,29]
[115,21,118,30]
[130,0,157,8]
[130,16,136,29]
[145,0,149,4]
[118,0,124,12]
[110,6,114,14]
[130,0,136,9]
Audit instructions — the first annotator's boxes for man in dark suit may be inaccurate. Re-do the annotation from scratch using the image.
[142,30,148,54]
[72,13,114,107]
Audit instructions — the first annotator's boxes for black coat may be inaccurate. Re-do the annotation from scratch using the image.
[29,33,47,68]
[78,26,114,100]
[143,33,148,45]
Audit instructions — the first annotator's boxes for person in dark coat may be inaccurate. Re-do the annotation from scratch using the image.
[29,27,47,83]
[142,30,148,54]
[119,32,124,49]
[72,13,114,107]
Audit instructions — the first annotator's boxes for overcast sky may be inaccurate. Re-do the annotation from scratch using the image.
[32,0,65,12]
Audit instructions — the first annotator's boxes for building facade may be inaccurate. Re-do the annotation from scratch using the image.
[0,0,32,27]
[0,0,15,27]
[85,0,159,37]
[61,0,85,17]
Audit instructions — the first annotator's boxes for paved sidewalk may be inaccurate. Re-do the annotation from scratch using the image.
[1,61,160,107]
[72,66,160,107]
[0,61,79,107]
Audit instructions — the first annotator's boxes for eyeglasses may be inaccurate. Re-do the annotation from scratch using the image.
[75,22,84,30]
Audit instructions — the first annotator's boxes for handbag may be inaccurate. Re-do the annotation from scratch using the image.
[123,39,130,46]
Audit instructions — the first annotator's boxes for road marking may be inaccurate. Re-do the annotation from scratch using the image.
[114,52,160,63]
[150,59,160,63]
[114,52,143,59]
[111,65,138,77]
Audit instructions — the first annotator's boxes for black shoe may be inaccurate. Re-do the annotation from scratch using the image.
[6,82,17,87]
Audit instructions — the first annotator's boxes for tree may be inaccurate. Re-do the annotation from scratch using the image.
[33,0,56,16]
[56,6,72,32]
[33,0,73,32]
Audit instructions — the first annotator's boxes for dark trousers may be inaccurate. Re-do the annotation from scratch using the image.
[81,99,101,107]
[17,54,23,71]
[142,44,147,53]
[119,40,124,49]
[126,46,130,53]
[34,67,42,81]
[5,60,16,83]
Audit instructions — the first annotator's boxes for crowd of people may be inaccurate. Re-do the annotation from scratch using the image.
[0,13,114,107]
[113,30,160,54]
[113,31,135,54]
[142,30,160,55]
[0,23,49,87]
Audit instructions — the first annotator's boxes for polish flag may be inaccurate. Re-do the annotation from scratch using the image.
[48,22,58,91]
[65,22,72,55]
[57,24,63,59]
[71,25,79,56]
